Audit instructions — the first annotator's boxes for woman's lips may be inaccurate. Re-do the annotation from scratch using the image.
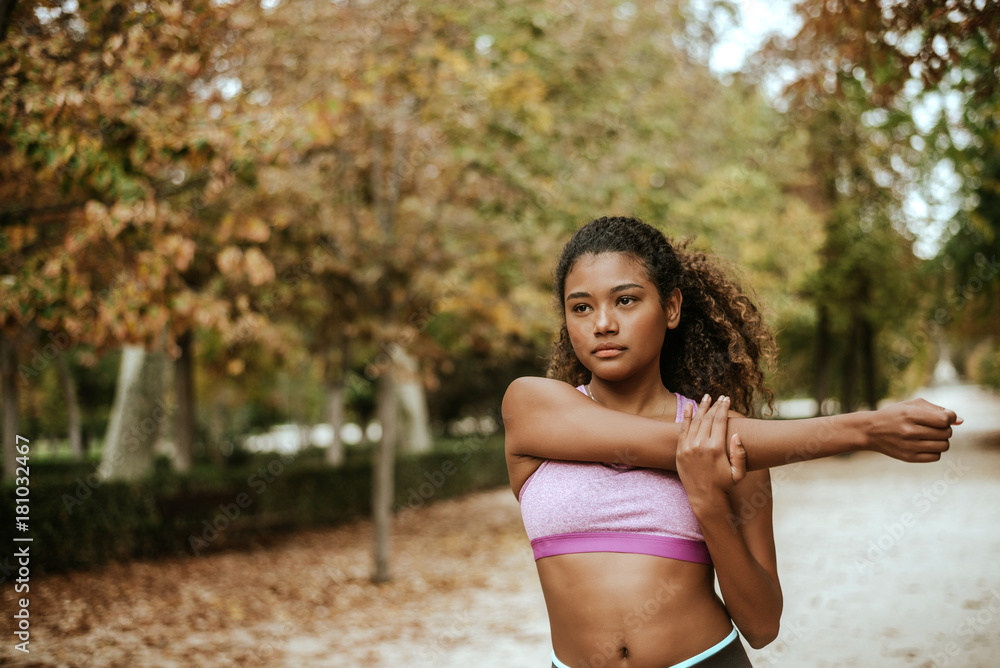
[594,347,625,358]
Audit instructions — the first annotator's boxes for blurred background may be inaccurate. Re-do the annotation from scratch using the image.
[1,0,998,666]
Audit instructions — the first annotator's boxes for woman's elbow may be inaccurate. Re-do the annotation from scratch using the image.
[743,616,780,649]
[745,626,779,650]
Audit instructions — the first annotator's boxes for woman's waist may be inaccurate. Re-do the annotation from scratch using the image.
[540,553,733,666]
[537,551,727,627]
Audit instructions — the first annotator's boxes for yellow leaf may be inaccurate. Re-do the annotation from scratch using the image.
[447,52,469,75]
[243,248,275,286]
[174,237,197,272]
[350,89,375,106]
[84,200,109,225]
[218,214,234,243]
[5,225,37,253]
[238,217,271,243]
[217,246,243,275]
[42,258,61,278]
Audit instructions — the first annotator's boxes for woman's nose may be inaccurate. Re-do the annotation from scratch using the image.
[594,305,617,334]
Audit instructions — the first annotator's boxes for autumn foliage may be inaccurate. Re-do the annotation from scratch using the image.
[1,0,998,475]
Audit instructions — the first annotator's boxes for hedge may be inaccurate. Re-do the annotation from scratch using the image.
[0,435,508,575]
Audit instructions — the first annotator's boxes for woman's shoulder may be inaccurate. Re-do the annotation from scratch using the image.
[503,376,581,401]
[501,376,590,431]
[506,375,573,390]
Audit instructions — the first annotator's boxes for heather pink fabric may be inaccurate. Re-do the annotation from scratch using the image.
[518,387,711,564]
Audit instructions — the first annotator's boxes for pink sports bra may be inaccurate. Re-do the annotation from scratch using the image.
[518,387,711,565]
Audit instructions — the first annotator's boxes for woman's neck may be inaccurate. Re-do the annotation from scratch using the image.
[587,371,674,420]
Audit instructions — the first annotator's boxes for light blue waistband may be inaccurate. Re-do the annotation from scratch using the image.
[551,626,739,668]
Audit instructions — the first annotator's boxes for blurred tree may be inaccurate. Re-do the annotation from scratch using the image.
[801,93,921,412]
[372,365,396,584]
[53,348,83,458]
[0,0,883,514]
[0,330,20,478]
[0,0,270,476]
[759,0,1000,392]
[749,0,993,407]
[473,0,826,403]
[217,0,803,578]
[97,344,166,481]
[224,0,575,581]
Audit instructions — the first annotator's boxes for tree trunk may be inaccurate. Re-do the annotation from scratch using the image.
[55,349,84,460]
[98,345,168,482]
[325,380,346,466]
[860,317,877,410]
[325,340,349,466]
[204,383,236,467]
[813,304,830,417]
[368,93,413,582]
[392,346,432,453]
[0,330,19,481]
[840,316,859,414]
[372,364,397,584]
[0,0,18,43]
[206,398,227,468]
[174,330,195,473]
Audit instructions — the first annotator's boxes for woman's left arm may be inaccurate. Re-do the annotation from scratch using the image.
[677,396,782,649]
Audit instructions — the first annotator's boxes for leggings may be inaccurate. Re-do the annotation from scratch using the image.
[550,626,752,668]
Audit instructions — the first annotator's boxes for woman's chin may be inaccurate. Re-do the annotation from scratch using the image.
[587,366,639,384]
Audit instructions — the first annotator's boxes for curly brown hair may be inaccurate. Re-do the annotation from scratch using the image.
[546,216,776,417]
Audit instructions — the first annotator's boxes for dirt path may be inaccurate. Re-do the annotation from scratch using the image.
[749,384,1000,668]
[2,384,998,668]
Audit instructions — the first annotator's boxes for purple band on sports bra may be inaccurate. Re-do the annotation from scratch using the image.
[531,532,713,564]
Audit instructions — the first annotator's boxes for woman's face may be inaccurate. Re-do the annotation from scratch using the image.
[563,252,681,383]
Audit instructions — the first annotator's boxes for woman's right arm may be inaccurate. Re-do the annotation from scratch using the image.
[502,376,961,471]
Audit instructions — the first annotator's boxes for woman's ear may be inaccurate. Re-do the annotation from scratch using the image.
[665,288,682,330]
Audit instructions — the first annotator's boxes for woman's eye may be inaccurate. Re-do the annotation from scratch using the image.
[618,296,635,306]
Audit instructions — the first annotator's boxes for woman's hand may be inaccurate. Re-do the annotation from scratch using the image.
[676,394,746,510]
[865,398,963,463]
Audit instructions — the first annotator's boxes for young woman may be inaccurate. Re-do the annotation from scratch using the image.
[503,217,961,668]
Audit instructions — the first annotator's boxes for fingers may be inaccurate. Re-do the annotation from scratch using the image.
[696,394,712,420]
[894,439,950,462]
[908,400,964,428]
[689,394,711,439]
[683,394,741,491]
[904,451,943,464]
[679,398,693,438]
[942,408,963,426]
[712,396,730,434]
[698,395,729,449]
[694,394,730,441]
[911,439,951,454]
[905,424,954,442]
[729,433,747,484]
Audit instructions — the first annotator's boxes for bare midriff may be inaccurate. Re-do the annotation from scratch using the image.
[537,551,733,668]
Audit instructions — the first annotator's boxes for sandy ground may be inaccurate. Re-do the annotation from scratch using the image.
[748,384,1000,668]
[2,384,998,668]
